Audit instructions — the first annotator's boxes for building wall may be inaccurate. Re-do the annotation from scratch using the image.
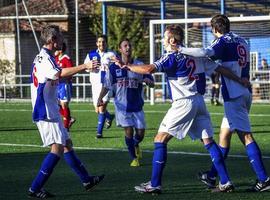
[0,33,16,85]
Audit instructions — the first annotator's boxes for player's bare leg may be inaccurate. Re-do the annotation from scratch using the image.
[237,131,270,192]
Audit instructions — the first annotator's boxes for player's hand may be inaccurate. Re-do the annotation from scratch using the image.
[239,78,251,88]
[85,60,100,72]
[110,56,126,68]
[143,78,154,87]
[97,98,104,107]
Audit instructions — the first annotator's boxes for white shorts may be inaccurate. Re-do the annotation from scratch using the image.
[90,79,110,107]
[115,108,146,129]
[158,94,213,140]
[36,119,70,147]
[223,91,252,133]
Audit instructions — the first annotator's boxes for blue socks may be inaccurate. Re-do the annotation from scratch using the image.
[151,142,167,187]
[64,150,90,183]
[208,146,230,178]
[97,113,106,135]
[104,110,112,121]
[205,142,230,184]
[246,142,268,182]
[125,136,136,159]
[30,153,60,192]
[134,134,143,147]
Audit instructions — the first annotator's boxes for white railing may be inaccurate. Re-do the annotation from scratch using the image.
[0,71,270,103]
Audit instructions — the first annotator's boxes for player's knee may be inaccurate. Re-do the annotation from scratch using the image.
[237,131,254,145]
[154,132,172,143]
[50,143,64,156]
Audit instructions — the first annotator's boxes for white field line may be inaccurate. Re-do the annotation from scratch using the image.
[0,108,270,117]
[1,142,270,159]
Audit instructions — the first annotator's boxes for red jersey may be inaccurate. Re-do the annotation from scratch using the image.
[55,54,73,82]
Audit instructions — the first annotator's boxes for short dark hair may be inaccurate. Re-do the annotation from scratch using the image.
[40,25,61,45]
[96,34,107,42]
[211,14,230,34]
[118,38,130,48]
[165,25,184,45]
[61,42,66,52]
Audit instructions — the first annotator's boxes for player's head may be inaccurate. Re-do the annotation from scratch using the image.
[118,38,132,57]
[96,34,107,52]
[211,14,230,36]
[41,25,63,50]
[54,42,66,57]
[163,25,184,51]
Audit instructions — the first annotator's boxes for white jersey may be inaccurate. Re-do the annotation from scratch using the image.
[30,48,61,122]
[153,51,219,101]
[84,49,115,84]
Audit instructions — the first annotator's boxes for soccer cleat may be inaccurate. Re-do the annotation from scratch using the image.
[28,188,55,199]
[135,146,142,159]
[68,117,76,129]
[211,181,234,193]
[134,181,161,194]
[83,174,105,191]
[96,134,103,139]
[130,158,140,167]
[197,171,216,188]
[105,114,114,129]
[214,99,222,106]
[248,177,270,192]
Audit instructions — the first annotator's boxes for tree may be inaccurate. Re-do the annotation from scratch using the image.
[89,4,149,60]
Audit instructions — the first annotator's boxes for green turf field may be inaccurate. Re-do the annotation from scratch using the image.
[0,102,270,199]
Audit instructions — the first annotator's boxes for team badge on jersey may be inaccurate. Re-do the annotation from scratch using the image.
[116,69,122,77]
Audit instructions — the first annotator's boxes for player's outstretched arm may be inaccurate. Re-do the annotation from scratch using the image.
[127,64,156,74]
[215,66,250,88]
[60,60,99,78]
[178,47,215,58]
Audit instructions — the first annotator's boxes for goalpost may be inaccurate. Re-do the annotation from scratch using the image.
[149,15,270,105]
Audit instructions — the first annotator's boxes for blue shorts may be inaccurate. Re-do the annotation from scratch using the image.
[58,82,72,102]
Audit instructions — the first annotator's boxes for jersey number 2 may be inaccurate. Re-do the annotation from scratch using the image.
[186,59,198,80]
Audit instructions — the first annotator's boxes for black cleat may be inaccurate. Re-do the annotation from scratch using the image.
[197,171,216,188]
[247,178,270,192]
[95,134,103,139]
[105,114,114,129]
[84,174,105,191]
[211,182,234,193]
[28,188,55,199]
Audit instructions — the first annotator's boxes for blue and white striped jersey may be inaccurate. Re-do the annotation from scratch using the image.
[207,32,250,101]
[84,49,115,84]
[30,48,61,122]
[154,51,218,101]
[104,60,154,113]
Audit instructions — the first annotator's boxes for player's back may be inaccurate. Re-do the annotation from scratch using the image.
[210,32,250,100]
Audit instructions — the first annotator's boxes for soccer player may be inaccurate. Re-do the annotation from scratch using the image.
[84,35,115,139]
[179,14,270,192]
[210,71,222,106]
[97,38,154,167]
[113,25,250,194]
[55,42,76,131]
[28,25,104,198]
